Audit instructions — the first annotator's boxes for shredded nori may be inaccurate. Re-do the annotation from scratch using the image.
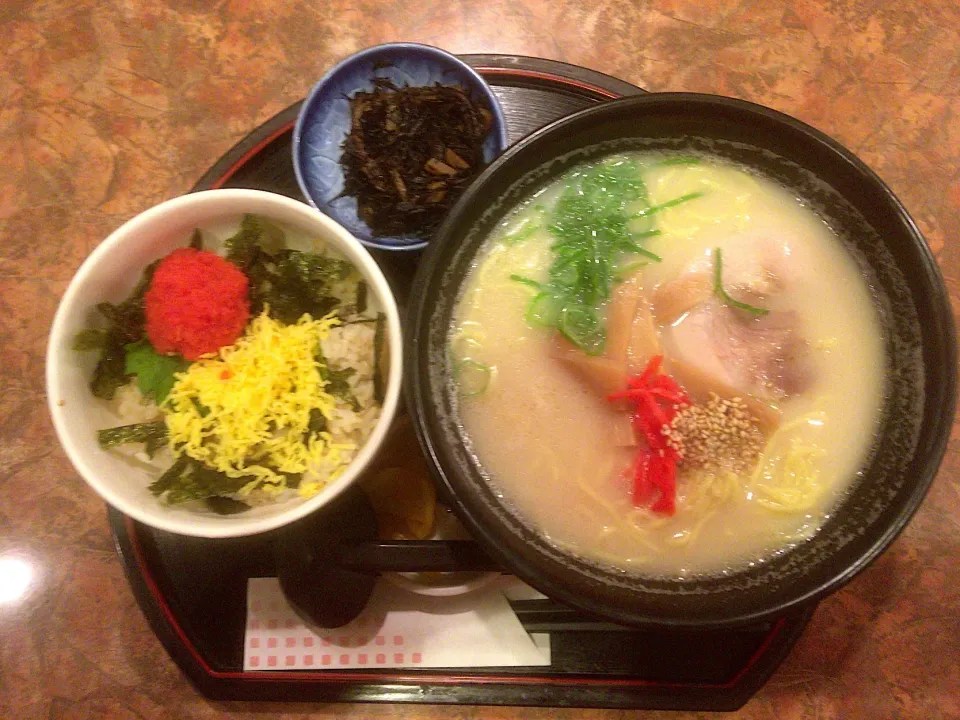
[224,214,286,272]
[316,345,361,411]
[356,280,367,314]
[204,496,251,515]
[88,333,130,400]
[269,250,350,324]
[224,214,350,324]
[341,79,493,237]
[97,420,168,458]
[307,407,328,435]
[328,368,360,411]
[148,455,251,505]
[373,312,386,404]
[78,258,161,399]
[145,454,299,511]
[72,329,108,351]
[96,258,159,344]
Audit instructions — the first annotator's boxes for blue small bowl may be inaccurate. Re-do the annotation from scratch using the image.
[293,43,509,252]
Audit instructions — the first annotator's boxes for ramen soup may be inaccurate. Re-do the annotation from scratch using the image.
[451,153,886,577]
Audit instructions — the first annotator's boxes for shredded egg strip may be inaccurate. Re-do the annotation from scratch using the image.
[163,310,356,497]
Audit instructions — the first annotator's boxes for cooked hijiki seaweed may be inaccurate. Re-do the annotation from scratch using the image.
[341,79,493,237]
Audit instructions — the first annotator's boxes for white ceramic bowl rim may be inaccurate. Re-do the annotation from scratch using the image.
[46,189,403,538]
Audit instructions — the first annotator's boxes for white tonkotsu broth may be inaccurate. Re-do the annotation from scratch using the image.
[451,154,886,577]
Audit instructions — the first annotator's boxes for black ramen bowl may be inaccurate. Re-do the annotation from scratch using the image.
[406,93,957,629]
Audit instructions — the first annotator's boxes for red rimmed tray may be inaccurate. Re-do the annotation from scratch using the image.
[108,54,814,710]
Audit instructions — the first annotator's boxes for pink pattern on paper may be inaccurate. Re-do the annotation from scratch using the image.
[243,576,552,672]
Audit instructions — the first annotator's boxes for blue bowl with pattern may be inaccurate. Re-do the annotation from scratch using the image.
[293,43,509,252]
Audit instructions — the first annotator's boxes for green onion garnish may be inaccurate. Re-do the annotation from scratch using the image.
[713,247,770,316]
[503,222,540,245]
[618,243,662,262]
[509,274,543,290]
[526,291,561,326]
[615,260,649,279]
[515,160,695,355]
[455,358,493,397]
[632,191,704,219]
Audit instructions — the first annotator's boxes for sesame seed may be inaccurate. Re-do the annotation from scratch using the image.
[668,394,763,474]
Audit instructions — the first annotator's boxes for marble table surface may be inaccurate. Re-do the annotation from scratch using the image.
[2,1,958,718]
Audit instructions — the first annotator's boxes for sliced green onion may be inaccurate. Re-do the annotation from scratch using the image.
[509,274,543,290]
[632,191,704,219]
[503,222,540,245]
[452,338,482,361]
[455,359,493,397]
[516,160,703,355]
[713,247,770,316]
[560,307,604,355]
[618,242,662,262]
[526,291,562,326]
[615,260,649,279]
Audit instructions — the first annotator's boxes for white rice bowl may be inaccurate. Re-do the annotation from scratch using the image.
[47,189,402,538]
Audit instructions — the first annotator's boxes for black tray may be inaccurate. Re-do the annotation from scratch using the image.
[110,54,815,711]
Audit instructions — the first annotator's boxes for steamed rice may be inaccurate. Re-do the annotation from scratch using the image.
[321,321,380,444]
[109,280,382,507]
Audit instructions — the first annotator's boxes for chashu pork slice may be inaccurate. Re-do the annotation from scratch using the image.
[654,236,813,431]
[549,272,663,447]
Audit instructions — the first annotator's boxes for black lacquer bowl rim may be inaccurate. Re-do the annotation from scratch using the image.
[406,91,958,630]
